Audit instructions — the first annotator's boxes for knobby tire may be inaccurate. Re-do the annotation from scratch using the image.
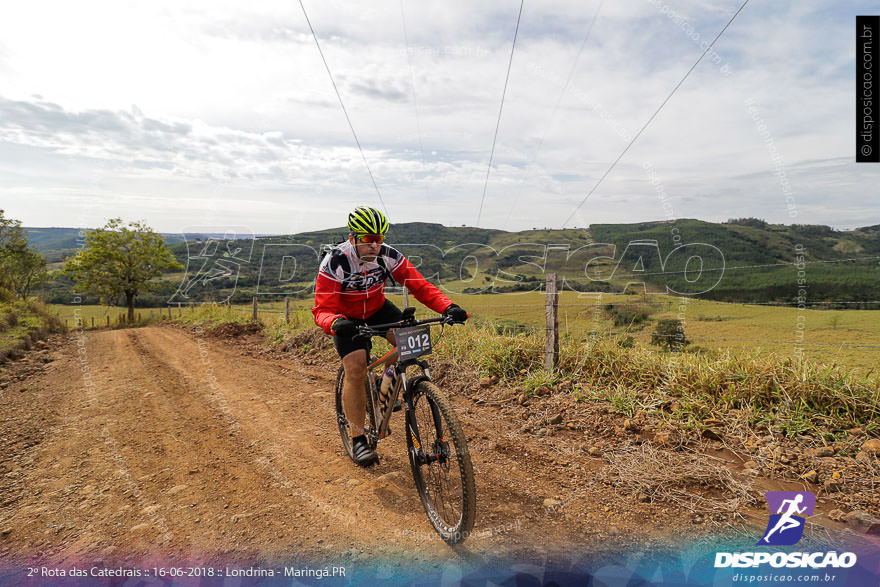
[406,380,476,544]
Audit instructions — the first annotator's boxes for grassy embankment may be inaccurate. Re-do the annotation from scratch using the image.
[188,292,880,373]
[0,293,65,362]
[171,297,880,439]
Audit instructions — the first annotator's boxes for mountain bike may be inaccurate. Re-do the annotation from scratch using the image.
[334,307,476,544]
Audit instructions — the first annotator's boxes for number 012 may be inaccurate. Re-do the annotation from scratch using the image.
[407,334,429,348]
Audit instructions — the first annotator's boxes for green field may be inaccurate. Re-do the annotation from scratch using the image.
[49,292,880,375]
[268,292,880,374]
[440,292,880,374]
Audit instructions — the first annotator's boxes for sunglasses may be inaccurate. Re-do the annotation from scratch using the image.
[357,234,384,244]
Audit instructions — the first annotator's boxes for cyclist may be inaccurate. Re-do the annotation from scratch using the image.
[312,206,468,467]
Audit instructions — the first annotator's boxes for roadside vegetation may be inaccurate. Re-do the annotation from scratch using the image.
[60,218,183,322]
[185,297,879,439]
[0,291,65,363]
[0,211,65,361]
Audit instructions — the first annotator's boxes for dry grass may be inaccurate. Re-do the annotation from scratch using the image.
[435,322,880,435]
[602,443,759,524]
[164,300,880,435]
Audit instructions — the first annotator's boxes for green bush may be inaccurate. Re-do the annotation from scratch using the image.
[604,304,649,328]
[651,319,688,352]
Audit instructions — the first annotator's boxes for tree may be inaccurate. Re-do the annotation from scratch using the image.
[61,218,183,321]
[9,248,47,299]
[0,209,46,299]
[651,319,689,352]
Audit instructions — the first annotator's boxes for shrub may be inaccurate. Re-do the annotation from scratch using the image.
[651,319,688,352]
[604,304,649,329]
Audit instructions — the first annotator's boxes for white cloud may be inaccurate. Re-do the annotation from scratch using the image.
[0,0,877,233]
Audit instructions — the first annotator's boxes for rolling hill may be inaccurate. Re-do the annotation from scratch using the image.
[31,219,880,307]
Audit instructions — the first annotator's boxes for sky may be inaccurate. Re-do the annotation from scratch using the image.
[0,0,877,235]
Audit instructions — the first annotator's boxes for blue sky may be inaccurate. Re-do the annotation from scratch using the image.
[0,0,877,234]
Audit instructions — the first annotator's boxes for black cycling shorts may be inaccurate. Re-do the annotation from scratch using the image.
[333,299,404,359]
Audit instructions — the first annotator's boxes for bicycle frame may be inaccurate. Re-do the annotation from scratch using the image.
[358,312,448,445]
[366,351,431,442]
[338,311,475,542]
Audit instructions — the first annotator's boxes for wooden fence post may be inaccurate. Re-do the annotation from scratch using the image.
[106,316,110,327]
[252,296,258,322]
[138,312,142,322]
[177,302,182,315]
[168,306,172,319]
[544,273,559,372]
[285,297,290,323]
[91,317,95,328]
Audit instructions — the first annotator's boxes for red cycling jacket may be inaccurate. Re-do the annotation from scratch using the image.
[312,240,453,335]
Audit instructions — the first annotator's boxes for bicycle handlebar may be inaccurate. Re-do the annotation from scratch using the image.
[354,314,458,339]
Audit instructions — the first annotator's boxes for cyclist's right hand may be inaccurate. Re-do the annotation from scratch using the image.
[331,317,357,337]
[443,304,469,324]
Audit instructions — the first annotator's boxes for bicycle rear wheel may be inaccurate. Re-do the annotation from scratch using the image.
[406,380,476,543]
[335,366,378,461]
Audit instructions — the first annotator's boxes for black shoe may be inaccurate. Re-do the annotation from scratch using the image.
[392,399,403,412]
[351,435,378,467]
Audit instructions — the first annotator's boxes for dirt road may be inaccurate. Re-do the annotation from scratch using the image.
[1,325,659,570]
[6,323,874,581]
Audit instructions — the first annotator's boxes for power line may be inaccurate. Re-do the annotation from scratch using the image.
[476,0,525,228]
[560,0,751,228]
[297,0,388,216]
[505,0,604,224]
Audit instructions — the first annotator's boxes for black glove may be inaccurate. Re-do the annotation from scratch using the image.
[443,304,468,324]
[332,317,357,337]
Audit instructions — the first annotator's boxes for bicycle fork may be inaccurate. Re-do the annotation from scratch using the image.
[402,371,451,468]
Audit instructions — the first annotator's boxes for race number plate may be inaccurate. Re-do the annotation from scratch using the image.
[396,325,432,359]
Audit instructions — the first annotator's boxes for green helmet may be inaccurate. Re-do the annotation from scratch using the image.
[347,206,389,235]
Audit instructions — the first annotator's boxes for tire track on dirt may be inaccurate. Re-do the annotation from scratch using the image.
[138,327,610,557]
[131,327,462,558]
[124,327,604,561]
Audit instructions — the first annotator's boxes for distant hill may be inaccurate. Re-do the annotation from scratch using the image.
[590,219,880,304]
[24,228,245,263]
[30,219,880,307]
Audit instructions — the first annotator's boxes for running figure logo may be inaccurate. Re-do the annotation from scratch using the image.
[758,491,816,546]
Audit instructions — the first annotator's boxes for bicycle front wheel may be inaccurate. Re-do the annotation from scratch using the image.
[406,380,476,543]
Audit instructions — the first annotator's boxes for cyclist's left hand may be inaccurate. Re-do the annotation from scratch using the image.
[443,304,469,324]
